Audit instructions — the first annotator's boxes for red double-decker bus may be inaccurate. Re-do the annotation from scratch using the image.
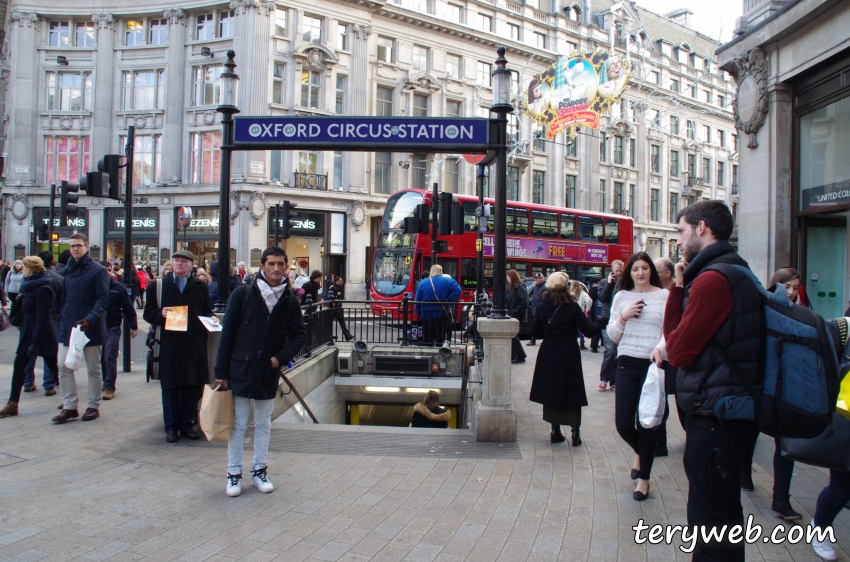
[370,188,634,306]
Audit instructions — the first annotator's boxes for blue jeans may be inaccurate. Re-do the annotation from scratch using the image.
[23,356,57,389]
[599,330,617,383]
[101,326,121,391]
[228,396,275,474]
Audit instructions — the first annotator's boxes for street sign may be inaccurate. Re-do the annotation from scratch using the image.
[463,153,486,165]
[233,116,490,152]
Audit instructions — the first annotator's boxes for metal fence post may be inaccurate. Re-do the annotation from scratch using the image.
[401,295,410,347]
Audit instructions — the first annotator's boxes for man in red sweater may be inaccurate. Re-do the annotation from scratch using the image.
[664,200,761,562]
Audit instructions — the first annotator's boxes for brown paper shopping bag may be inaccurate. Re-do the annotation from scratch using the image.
[200,384,233,441]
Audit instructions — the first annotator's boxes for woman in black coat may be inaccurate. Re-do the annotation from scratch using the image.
[0,257,59,417]
[506,269,529,363]
[411,390,450,428]
[529,272,608,445]
[301,270,322,306]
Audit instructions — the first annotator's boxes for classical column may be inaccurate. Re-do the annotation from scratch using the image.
[7,12,41,186]
[161,8,187,184]
[347,23,371,192]
[91,13,116,167]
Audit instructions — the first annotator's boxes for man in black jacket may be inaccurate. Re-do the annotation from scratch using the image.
[215,247,307,497]
[301,270,322,305]
[596,260,623,390]
[100,262,137,400]
[23,251,64,395]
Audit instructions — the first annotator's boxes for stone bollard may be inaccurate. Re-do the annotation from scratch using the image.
[474,317,518,442]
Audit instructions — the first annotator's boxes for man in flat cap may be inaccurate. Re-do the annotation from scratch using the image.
[143,250,217,442]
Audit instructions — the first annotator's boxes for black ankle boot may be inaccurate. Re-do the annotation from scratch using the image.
[550,425,566,443]
[771,497,802,520]
[741,473,755,492]
[571,427,582,446]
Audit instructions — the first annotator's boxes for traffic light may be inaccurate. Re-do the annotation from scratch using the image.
[438,193,452,236]
[402,204,430,235]
[59,180,79,224]
[98,154,122,200]
[279,200,297,239]
[37,223,49,241]
[450,201,464,235]
[80,171,107,197]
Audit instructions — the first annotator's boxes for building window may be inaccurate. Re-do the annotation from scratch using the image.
[300,70,321,108]
[149,19,167,45]
[598,180,606,212]
[565,135,577,157]
[46,72,93,112]
[374,152,392,194]
[413,94,428,117]
[670,115,679,136]
[532,171,545,204]
[614,182,623,210]
[302,15,322,44]
[718,129,726,148]
[508,23,520,41]
[477,14,492,32]
[274,9,287,36]
[733,134,739,151]
[477,61,492,87]
[333,151,343,190]
[376,86,393,116]
[75,22,96,48]
[446,4,463,23]
[533,122,546,152]
[446,54,461,79]
[377,36,394,63]
[670,150,680,177]
[190,131,222,184]
[122,70,166,110]
[120,134,161,186]
[272,63,285,104]
[702,157,711,183]
[411,153,427,188]
[650,144,660,173]
[703,125,711,143]
[629,138,636,167]
[688,153,697,178]
[704,90,712,104]
[219,10,235,38]
[506,166,519,201]
[717,161,725,187]
[507,113,520,147]
[718,94,726,108]
[600,135,607,162]
[192,65,224,106]
[535,32,547,49]
[652,70,660,84]
[565,175,576,208]
[126,20,145,45]
[690,83,697,98]
[49,21,71,47]
[337,23,348,50]
[195,14,214,40]
[613,136,623,164]
[298,151,317,174]
[732,165,738,187]
[446,100,461,117]
[620,99,629,119]
[412,45,428,71]
[335,75,347,114]
[45,136,90,184]
[629,184,636,218]
[669,192,678,223]
[686,120,696,139]
[671,79,680,93]
[650,189,659,221]
[445,158,459,193]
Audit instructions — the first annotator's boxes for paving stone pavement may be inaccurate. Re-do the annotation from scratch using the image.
[0,325,848,562]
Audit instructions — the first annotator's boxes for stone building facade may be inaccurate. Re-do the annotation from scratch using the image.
[1,0,734,297]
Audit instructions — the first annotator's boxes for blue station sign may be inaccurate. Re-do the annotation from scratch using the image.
[232,116,491,152]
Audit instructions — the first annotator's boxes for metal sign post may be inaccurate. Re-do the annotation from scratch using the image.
[122,125,135,373]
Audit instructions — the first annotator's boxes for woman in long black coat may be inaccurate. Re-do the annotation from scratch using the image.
[529,272,608,445]
[0,256,59,417]
[506,269,529,363]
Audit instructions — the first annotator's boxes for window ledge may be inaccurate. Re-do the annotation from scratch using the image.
[187,37,234,47]
[116,109,164,116]
[41,111,92,117]
[294,107,334,116]
[375,60,401,70]
[115,44,168,51]
[39,46,96,52]
[273,34,291,42]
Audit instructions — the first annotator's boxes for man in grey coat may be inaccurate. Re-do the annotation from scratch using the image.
[596,259,623,391]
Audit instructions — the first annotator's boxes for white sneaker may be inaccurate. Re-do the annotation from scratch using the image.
[226,472,242,497]
[251,467,274,493]
[810,519,837,561]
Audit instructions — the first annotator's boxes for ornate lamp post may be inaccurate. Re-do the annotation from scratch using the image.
[489,47,514,318]
[215,50,240,313]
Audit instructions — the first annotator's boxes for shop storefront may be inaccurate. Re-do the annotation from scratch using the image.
[104,208,159,268]
[33,207,89,260]
[267,209,347,280]
[175,207,220,270]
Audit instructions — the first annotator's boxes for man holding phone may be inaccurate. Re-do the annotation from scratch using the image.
[596,260,623,390]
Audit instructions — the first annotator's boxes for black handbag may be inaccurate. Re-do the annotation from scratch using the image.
[9,293,23,327]
[781,412,850,471]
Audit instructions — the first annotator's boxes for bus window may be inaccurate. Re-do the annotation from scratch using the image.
[578,216,604,242]
[531,210,559,239]
[462,202,477,232]
[507,261,528,278]
[506,207,529,236]
[605,219,620,244]
[577,265,604,286]
[484,259,494,288]
[381,191,424,229]
[372,249,414,297]
[422,258,459,281]
[560,214,576,240]
[460,258,478,289]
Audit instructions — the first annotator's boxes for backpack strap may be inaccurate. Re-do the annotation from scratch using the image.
[242,283,253,317]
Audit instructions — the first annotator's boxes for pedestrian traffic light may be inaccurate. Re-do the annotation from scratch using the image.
[52,232,59,242]
[98,154,123,200]
[79,171,107,197]
[438,192,452,236]
[59,180,79,224]
[280,200,297,239]
[450,201,464,235]
[37,223,49,241]
[403,204,430,235]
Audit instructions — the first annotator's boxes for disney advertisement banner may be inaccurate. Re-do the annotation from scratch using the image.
[528,51,632,139]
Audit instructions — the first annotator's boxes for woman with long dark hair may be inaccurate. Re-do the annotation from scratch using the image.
[506,269,529,363]
[607,252,668,501]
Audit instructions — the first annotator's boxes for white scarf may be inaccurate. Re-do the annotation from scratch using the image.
[256,273,287,313]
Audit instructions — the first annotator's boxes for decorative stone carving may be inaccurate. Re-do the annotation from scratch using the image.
[292,45,339,77]
[163,8,187,26]
[60,117,73,130]
[353,24,372,38]
[9,12,39,28]
[260,1,276,16]
[230,0,259,15]
[134,116,147,129]
[161,195,172,205]
[92,13,115,30]
[10,193,28,223]
[248,192,266,221]
[91,197,102,206]
[230,192,240,222]
[351,201,365,226]
[203,110,216,125]
[730,47,768,149]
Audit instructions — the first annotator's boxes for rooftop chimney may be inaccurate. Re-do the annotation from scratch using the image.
[664,8,694,28]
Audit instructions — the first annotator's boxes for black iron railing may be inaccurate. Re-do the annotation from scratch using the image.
[294,172,328,190]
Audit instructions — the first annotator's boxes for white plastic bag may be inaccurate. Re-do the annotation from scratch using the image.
[638,363,666,428]
[64,326,90,371]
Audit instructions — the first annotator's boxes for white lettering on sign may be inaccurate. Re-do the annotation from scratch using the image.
[291,220,316,229]
[506,238,528,258]
[191,218,219,228]
[44,217,86,227]
[115,218,157,228]
[261,122,475,140]
[815,189,850,203]
[15,166,29,174]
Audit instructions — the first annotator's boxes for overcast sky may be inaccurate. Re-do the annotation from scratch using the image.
[633,0,743,43]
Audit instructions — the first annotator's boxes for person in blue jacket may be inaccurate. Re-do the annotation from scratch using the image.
[414,264,461,345]
[53,233,109,424]
[100,261,138,401]
[0,256,59,418]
